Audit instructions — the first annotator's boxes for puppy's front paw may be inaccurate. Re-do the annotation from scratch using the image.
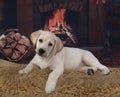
[18,69,28,74]
[45,82,56,94]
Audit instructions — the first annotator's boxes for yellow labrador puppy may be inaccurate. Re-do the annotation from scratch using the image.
[19,30,110,94]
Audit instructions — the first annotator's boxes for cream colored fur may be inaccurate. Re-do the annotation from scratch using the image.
[19,30,110,94]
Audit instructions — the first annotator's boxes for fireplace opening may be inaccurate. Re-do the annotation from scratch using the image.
[40,9,80,46]
[33,0,88,47]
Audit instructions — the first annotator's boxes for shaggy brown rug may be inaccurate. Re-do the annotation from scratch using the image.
[0,59,120,97]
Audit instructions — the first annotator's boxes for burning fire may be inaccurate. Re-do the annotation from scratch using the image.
[44,9,71,32]
[44,9,77,44]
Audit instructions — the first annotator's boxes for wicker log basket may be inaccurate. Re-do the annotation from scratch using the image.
[0,29,34,63]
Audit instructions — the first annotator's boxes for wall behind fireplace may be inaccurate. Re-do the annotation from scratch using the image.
[0,0,17,31]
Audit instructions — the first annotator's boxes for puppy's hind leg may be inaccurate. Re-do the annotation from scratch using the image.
[80,66,97,72]
[83,53,110,75]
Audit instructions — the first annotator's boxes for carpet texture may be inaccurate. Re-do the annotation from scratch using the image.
[0,59,120,97]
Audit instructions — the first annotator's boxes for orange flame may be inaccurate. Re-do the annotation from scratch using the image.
[44,9,71,32]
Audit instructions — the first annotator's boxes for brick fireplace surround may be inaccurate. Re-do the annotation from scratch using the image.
[17,0,106,46]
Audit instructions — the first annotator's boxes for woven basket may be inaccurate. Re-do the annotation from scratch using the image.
[0,29,34,63]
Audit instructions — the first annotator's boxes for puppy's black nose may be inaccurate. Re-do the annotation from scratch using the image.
[39,48,45,55]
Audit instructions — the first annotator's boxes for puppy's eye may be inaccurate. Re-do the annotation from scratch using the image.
[39,39,43,43]
[48,43,53,46]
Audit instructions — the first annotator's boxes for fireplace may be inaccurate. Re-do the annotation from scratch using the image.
[32,0,89,47]
[17,0,90,47]
[40,9,81,46]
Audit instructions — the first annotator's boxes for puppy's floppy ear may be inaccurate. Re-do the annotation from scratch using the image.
[30,30,41,46]
[54,36,63,55]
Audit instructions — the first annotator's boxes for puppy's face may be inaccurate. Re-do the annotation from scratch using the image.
[30,30,63,57]
[36,32,55,57]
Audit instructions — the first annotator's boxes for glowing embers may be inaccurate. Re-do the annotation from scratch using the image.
[44,9,77,46]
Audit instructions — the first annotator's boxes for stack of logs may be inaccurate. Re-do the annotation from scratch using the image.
[0,29,33,62]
